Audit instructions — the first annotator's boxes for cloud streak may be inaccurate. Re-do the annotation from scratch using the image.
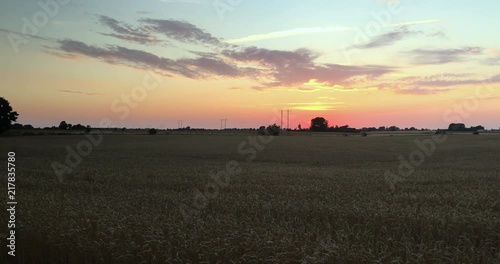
[51,39,394,90]
[222,46,394,87]
[406,47,483,65]
[96,15,226,47]
[353,27,423,49]
[54,39,240,79]
[98,15,161,44]
[59,90,104,96]
[384,19,441,27]
[396,87,450,95]
[141,18,224,47]
[225,19,440,44]
[483,56,500,66]
[0,28,52,41]
[373,73,500,95]
[226,26,352,44]
[159,0,209,3]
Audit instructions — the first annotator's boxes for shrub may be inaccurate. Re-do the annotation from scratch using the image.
[266,124,280,136]
[258,126,266,135]
[472,131,480,135]
[361,132,368,137]
[435,129,446,135]
[149,128,158,135]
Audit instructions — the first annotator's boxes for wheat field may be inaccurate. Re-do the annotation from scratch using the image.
[1,133,499,263]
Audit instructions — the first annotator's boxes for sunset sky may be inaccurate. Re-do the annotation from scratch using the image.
[1,0,499,129]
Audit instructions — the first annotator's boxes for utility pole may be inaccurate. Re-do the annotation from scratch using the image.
[287,110,290,130]
[280,110,283,128]
[220,119,227,130]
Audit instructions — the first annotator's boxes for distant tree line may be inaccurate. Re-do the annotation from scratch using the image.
[0,96,489,136]
[11,123,34,130]
[306,117,429,133]
[56,121,92,131]
[9,121,94,132]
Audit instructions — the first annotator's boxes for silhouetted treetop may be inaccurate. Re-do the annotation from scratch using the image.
[310,117,328,132]
[0,97,19,133]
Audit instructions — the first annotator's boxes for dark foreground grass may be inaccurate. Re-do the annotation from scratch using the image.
[0,134,499,263]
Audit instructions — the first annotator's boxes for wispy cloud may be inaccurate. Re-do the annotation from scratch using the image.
[98,15,161,44]
[0,28,52,41]
[222,47,394,87]
[396,87,450,95]
[141,18,224,47]
[48,16,402,91]
[371,73,500,95]
[53,39,242,78]
[265,102,347,111]
[482,56,500,66]
[159,0,209,3]
[59,90,104,96]
[384,19,441,27]
[353,27,423,49]
[293,102,347,111]
[405,73,500,87]
[225,19,440,44]
[302,79,378,93]
[406,47,483,65]
[226,26,352,44]
[50,38,394,90]
[285,102,346,106]
[96,15,224,47]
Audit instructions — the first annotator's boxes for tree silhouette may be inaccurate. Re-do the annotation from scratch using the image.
[258,126,266,135]
[59,121,68,130]
[310,117,328,132]
[266,124,281,135]
[71,124,86,130]
[11,123,23,130]
[0,97,19,133]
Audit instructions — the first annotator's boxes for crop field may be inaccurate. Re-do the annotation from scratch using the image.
[1,133,499,263]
